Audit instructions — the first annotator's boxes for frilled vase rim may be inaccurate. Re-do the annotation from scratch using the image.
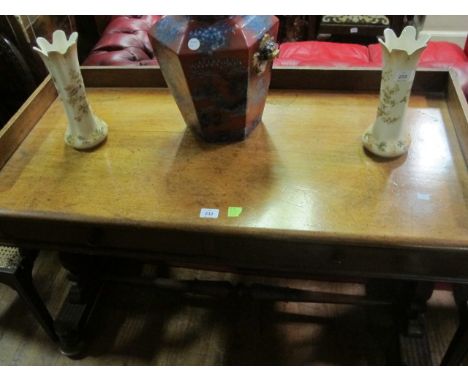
[33,30,78,57]
[379,26,430,56]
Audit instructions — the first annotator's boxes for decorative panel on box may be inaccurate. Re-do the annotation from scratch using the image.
[150,16,279,142]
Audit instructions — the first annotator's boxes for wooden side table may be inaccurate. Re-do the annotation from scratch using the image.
[0,67,467,363]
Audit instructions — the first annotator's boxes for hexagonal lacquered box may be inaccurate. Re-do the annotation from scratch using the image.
[150,16,279,142]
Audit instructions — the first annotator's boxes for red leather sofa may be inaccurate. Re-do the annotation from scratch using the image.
[83,16,468,98]
[84,16,161,66]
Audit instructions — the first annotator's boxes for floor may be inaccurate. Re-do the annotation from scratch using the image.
[0,251,461,365]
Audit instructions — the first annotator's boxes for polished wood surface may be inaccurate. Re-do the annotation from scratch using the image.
[0,84,467,252]
[447,70,468,168]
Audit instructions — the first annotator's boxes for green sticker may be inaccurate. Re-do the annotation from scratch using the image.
[228,207,243,217]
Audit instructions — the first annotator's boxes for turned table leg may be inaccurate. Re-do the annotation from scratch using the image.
[366,280,434,365]
[396,281,435,366]
[441,285,468,365]
[55,252,104,357]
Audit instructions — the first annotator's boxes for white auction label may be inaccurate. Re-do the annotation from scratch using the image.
[200,208,219,219]
[188,38,200,51]
[350,27,359,34]
[395,70,415,82]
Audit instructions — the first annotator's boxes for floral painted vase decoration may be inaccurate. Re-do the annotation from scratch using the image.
[34,30,107,150]
[362,26,430,158]
[150,16,279,142]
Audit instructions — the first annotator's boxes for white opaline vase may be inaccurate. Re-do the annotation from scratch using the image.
[362,26,430,158]
[34,30,107,150]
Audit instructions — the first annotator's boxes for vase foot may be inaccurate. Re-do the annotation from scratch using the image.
[65,116,108,150]
[362,128,410,159]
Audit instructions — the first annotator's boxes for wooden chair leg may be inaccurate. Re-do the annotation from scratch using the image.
[0,247,58,342]
[441,285,468,365]
[10,265,58,342]
[441,318,468,365]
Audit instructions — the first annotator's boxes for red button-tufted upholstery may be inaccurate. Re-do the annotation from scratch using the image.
[83,17,468,100]
[274,41,371,67]
[83,15,161,66]
[368,41,468,96]
[368,41,468,68]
